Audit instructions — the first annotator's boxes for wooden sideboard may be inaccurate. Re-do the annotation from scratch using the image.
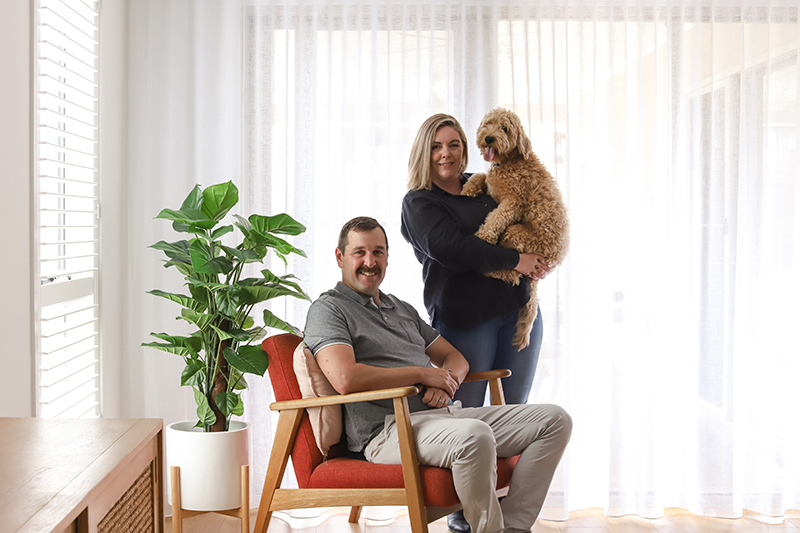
[0,418,164,533]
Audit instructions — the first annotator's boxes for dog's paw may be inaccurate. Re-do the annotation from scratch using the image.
[460,173,486,197]
[461,183,480,197]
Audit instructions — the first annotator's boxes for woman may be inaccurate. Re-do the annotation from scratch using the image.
[401,113,553,409]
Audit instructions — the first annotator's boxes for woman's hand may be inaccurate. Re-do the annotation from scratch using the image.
[516,253,554,280]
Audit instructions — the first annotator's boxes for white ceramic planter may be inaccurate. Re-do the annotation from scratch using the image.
[166,420,250,511]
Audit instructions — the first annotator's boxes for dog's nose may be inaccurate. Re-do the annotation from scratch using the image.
[485,135,495,144]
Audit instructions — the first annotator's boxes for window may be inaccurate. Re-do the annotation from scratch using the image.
[35,0,101,418]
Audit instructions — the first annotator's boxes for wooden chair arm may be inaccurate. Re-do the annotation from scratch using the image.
[463,368,511,406]
[462,369,512,382]
[270,385,420,411]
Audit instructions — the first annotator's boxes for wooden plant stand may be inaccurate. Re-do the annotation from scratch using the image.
[170,464,249,533]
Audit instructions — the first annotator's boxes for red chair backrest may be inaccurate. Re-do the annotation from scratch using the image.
[261,333,346,488]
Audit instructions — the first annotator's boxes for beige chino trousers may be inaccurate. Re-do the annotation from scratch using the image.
[364,402,572,533]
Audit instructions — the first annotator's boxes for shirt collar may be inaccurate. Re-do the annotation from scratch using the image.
[334,281,394,310]
[432,173,469,196]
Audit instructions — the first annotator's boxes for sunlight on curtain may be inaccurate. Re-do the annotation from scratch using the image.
[126,0,799,521]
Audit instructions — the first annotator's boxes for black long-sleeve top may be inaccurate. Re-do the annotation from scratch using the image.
[400,175,530,329]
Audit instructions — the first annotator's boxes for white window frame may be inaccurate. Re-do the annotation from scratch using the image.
[33,0,102,419]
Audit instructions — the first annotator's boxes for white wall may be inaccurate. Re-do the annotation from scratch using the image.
[0,0,34,417]
[0,0,127,418]
[98,0,128,419]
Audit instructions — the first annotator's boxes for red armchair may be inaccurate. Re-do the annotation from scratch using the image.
[254,333,518,533]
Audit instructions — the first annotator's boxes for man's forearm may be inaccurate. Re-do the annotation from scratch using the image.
[320,358,424,396]
[441,354,469,386]
[316,342,459,397]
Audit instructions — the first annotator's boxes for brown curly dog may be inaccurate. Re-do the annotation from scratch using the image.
[462,107,569,349]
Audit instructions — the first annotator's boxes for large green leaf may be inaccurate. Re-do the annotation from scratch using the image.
[189,240,233,275]
[163,258,192,270]
[171,261,194,276]
[249,213,306,236]
[202,181,239,221]
[150,240,191,262]
[180,185,204,211]
[147,289,203,311]
[211,325,250,342]
[193,388,217,427]
[230,368,248,390]
[148,332,202,353]
[155,208,217,229]
[141,341,194,356]
[260,232,307,258]
[215,391,243,418]
[246,326,269,342]
[233,214,251,230]
[180,308,213,330]
[263,309,300,335]
[236,285,305,305]
[214,289,237,319]
[164,186,204,234]
[260,270,309,299]
[210,225,234,241]
[185,279,228,290]
[177,223,210,236]
[187,285,211,309]
[224,345,269,376]
[221,245,261,263]
[181,359,205,387]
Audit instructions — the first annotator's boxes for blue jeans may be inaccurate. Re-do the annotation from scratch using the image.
[433,308,543,407]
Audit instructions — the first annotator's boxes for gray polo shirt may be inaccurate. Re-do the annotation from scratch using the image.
[303,282,441,453]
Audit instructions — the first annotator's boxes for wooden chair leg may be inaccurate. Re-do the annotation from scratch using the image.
[240,465,250,533]
[488,377,506,406]
[393,397,428,533]
[254,409,304,533]
[349,506,362,523]
[171,466,183,533]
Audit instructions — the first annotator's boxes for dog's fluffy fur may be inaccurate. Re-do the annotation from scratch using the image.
[462,107,569,349]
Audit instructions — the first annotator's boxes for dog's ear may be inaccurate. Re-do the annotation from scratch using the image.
[518,131,534,160]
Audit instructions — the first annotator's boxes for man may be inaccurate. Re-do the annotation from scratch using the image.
[303,216,572,533]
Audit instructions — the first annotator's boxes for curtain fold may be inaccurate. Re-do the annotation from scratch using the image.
[125,0,800,520]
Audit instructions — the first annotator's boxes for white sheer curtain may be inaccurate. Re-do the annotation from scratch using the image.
[125,0,800,521]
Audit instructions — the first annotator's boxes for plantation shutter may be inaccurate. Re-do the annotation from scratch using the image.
[35,0,101,418]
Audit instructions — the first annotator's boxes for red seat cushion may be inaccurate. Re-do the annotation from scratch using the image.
[308,456,519,508]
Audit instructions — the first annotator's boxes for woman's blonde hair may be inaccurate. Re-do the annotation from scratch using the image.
[407,113,469,191]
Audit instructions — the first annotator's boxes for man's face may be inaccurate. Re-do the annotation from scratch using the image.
[336,228,388,300]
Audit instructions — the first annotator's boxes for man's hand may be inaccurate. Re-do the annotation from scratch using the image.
[421,386,452,408]
[425,337,469,388]
[418,366,460,398]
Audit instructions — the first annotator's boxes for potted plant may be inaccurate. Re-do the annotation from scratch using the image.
[142,181,309,511]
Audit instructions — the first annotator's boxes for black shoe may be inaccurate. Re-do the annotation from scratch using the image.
[447,510,471,533]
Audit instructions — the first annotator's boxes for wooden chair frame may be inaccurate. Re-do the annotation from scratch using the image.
[254,369,510,533]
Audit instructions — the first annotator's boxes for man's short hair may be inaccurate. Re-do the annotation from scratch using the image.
[337,217,388,253]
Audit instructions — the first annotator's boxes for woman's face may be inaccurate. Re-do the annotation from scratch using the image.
[430,126,464,185]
